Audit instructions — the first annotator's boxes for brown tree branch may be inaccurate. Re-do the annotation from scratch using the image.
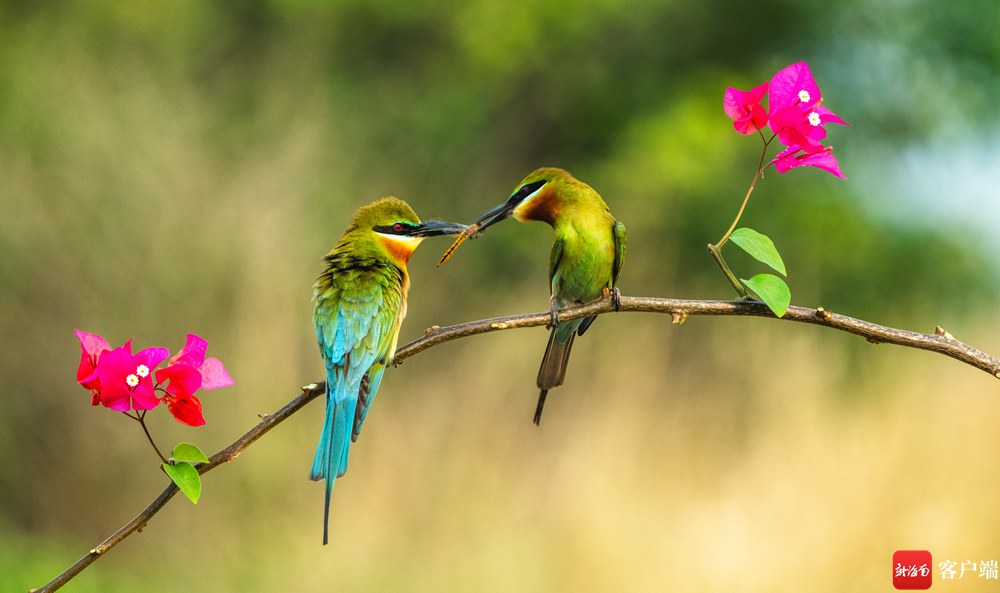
[32,294,1000,592]
[396,295,1000,378]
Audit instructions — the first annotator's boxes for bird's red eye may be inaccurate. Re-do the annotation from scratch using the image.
[392,223,404,232]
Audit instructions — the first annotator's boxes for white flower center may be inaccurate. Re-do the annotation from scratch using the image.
[807,111,821,126]
[136,364,150,378]
[798,89,811,103]
[126,374,140,387]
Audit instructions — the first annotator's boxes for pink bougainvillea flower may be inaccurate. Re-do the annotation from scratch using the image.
[772,144,846,179]
[95,340,170,412]
[154,361,203,399]
[156,334,234,395]
[769,102,849,153]
[767,62,849,143]
[766,61,849,177]
[724,82,769,134]
[155,334,233,424]
[768,62,821,116]
[75,329,111,404]
[164,392,206,427]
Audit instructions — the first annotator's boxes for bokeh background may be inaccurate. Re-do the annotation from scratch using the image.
[3,1,1000,591]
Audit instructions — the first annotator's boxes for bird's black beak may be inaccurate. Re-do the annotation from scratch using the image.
[409,220,469,238]
[470,197,519,234]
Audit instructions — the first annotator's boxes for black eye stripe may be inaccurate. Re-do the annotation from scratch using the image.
[373,222,416,235]
[514,180,546,200]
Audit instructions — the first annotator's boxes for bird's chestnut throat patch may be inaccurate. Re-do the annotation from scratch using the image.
[512,185,559,224]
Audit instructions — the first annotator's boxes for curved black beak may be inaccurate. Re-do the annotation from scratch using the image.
[470,197,519,234]
[409,220,469,238]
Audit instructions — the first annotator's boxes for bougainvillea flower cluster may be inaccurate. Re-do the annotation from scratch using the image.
[724,61,849,178]
[75,330,234,426]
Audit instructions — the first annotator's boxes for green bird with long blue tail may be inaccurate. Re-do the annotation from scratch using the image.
[312,197,465,544]
[460,167,626,425]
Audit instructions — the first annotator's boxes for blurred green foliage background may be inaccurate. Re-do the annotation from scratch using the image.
[3,1,1000,591]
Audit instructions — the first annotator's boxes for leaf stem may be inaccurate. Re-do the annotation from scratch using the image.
[707,132,775,297]
[715,134,773,248]
[706,243,748,296]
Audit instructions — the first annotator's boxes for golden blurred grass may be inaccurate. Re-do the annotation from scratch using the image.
[13,307,1000,592]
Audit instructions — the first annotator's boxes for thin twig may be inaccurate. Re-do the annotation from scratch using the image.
[32,295,1000,592]
[136,411,169,465]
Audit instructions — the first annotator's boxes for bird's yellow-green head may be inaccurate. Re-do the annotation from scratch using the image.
[471,167,599,231]
[338,197,467,265]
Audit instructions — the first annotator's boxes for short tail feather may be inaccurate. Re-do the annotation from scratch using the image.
[534,328,576,425]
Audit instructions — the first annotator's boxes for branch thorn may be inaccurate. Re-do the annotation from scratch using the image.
[935,325,955,340]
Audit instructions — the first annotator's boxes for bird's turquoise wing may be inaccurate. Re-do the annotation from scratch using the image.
[311,274,400,481]
[351,291,402,442]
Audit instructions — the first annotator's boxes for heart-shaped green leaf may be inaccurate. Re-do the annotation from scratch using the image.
[742,273,791,317]
[170,442,210,465]
[730,228,787,276]
[163,462,202,504]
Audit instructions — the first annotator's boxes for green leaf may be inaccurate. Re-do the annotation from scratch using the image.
[170,442,210,464]
[742,273,791,317]
[163,462,202,504]
[729,228,787,276]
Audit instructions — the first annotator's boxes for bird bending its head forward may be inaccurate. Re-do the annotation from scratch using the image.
[470,168,626,424]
